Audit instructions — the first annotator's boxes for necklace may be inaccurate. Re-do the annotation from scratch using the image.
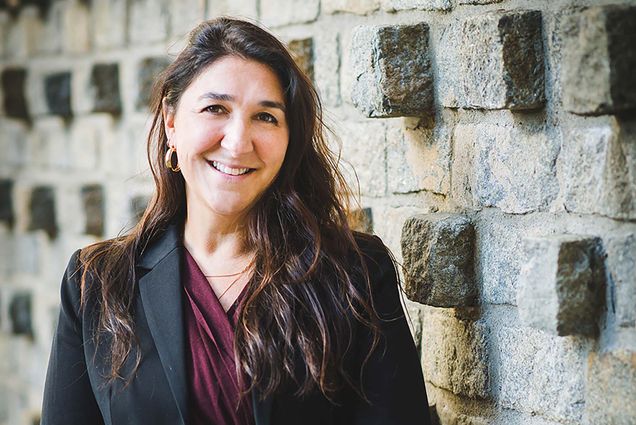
[204,260,254,300]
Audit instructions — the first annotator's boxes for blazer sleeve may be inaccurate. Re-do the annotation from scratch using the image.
[41,250,106,425]
[349,236,431,425]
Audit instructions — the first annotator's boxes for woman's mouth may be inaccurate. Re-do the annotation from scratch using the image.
[208,160,254,176]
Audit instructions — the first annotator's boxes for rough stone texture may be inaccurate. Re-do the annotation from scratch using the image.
[2,68,29,120]
[439,10,545,110]
[583,350,636,424]
[313,31,341,107]
[420,307,490,399]
[288,38,314,82]
[517,235,605,337]
[129,0,169,44]
[494,326,589,423]
[351,23,434,118]
[206,0,258,19]
[560,120,636,220]
[0,179,14,227]
[44,72,72,118]
[386,118,451,195]
[28,186,57,239]
[401,214,477,307]
[91,0,127,49]
[338,121,387,197]
[452,123,560,214]
[90,63,122,115]
[170,0,205,37]
[81,184,104,237]
[561,5,636,115]
[606,233,636,328]
[9,293,32,337]
[260,0,319,27]
[382,0,451,12]
[323,0,380,15]
[458,0,505,3]
[136,57,171,111]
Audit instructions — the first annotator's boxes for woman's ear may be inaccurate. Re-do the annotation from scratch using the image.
[162,98,176,144]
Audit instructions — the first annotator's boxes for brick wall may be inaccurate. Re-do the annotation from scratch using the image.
[0,0,634,424]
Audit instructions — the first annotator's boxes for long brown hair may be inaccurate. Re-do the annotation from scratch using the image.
[79,17,381,401]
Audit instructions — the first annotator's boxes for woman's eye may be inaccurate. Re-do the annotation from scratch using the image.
[204,105,226,114]
[257,112,278,124]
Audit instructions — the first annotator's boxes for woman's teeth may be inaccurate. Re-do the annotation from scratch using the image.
[211,161,251,176]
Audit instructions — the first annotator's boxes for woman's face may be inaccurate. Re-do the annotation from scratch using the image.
[164,56,289,222]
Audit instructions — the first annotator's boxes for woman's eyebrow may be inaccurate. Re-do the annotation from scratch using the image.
[198,92,286,112]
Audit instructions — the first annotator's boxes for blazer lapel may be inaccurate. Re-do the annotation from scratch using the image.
[138,225,188,424]
[252,390,273,425]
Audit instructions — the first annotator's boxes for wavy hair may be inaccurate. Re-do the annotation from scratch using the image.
[78,17,381,402]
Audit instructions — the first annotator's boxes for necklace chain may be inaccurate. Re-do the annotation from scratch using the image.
[204,260,254,300]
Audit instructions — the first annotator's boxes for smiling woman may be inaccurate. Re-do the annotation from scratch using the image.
[40,17,431,425]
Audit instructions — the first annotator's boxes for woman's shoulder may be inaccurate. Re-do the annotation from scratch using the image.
[352,231,396,272]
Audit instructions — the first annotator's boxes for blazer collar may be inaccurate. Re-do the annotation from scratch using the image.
[137,223,273,425]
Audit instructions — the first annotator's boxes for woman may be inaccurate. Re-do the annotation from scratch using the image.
[41,18,430,425]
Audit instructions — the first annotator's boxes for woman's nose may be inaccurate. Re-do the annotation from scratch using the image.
[220,116,253,155]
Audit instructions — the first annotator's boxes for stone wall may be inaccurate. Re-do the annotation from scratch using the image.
[0,0,635,424]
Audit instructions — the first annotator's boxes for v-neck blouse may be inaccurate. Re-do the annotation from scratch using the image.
[182,249,254,425]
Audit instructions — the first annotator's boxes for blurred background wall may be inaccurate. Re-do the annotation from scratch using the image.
[0,0,635,424]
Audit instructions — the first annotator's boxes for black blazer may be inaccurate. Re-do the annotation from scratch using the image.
[41,225,431,425]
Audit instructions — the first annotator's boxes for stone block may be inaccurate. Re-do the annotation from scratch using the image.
[0,119,28,166]
[313,31,341,107]
[81,185,104,237]
[2,68,29,120]
[288,38,314,82]
[136,57,171,111]
[583,350,636,424]
[0,11,8,59]
[401,214,477,307]
[129,0,169,44]
[606,233,636,328]
[338,121,387,197]
[30,117,68,169]
[458,0,504,4]
[560,120,636,220]
[28,186,57,239]
[386,118,451,195]
[9,292,32,337]
[91,0,127,49]
[90,63,122,115]
[561,5,636,115]
[495,326,588,422]
[517,235,605,337]
[462,123,559,214]
[44,72,72,118]
[0,179,13,228]
[206,0,258,19]
[130,194,150,224]
[381,0,451,12]
[6,6,41,59]
[420,308,489,398]
[62,0,90,54]
[170,0,205,38]
[351,23,433,117]
[36,1,63,54]
[15,234,41,275]
[323,0,380,15]
[260,0,319,27]
[438,10,545,110]
[70,115,114,170]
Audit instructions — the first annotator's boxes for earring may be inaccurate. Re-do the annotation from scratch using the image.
[164,145,180,172]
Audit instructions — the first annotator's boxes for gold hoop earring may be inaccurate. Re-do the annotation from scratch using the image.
[164,146,180,172]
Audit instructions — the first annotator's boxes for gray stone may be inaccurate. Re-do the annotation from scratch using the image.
[130,195,150,224]
[606,234,636,328]
[288,38,314,82]
[561,5,636,115]
[44,72,72,118]
[401,214,477,307]
[90,63,122,115]
[28,186,57,239]
[420,307,490,398]
[495,326,588,422]
[81,185,104,237]
[338,121,387,197]
[91,0,127,49]
[9,292,32,338]
[260,0,319,27]
[0,179,13,228]
[583,350,636,424]
[457,0,504,4]
[323,0,380,15]
[517,235,605,337]
[61,0,90,54]
[170,0,205,38]
[351,23,434,118]
[128,0,169,44]
[206,0,258,19]
[381,0,451,12]
[2,68,29,120]
[439,10,545,110]
[560,120,636,220]
[136,57,171,111]
[313,31,341,107]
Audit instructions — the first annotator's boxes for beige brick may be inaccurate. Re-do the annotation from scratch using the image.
[260,0,319,27]
[323,0,380,15]
[91,0,127,49]
[382,0,451,12]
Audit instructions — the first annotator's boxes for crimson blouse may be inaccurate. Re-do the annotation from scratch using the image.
[182,249,255,425]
